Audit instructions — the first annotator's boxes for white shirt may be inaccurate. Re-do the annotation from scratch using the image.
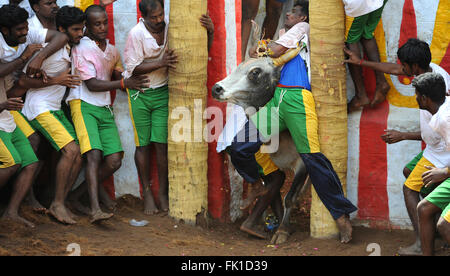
[420,64,450,168]
[28,15,44,30]
[0,27,47,132]
[0,0,34,18]
[22,44,71,120]
[216,104,247,153]
[421,97,450,168]
[67,37,123,107]
[123,17,169,89]
[343,0,384,17]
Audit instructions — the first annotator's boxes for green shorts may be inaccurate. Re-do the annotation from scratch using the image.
[30,110,78,151]
[0,127,38,169]
[345,0,387,44]
[69,99,123,156]
[250,87,320,154]
[425,178,450,223]
[127,85,169,146]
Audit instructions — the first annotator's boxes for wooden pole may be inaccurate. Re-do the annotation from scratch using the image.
[168,0,209,225]
[309,0,348,238]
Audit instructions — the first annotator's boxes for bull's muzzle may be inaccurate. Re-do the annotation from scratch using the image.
[211,83,225,100]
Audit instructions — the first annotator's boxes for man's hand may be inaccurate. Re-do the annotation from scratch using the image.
[124,75,151,93]
[0,98,24,112]
[343,47,361,65]
[49,69,81,88]
[381,129,405,144]
[200,12,214,35]
[20,44,43,62]
[161,48,178,69]
[422,166,449,188]
[249,44,258,58]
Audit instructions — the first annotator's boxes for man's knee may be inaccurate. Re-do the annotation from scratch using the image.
[436,217,449,238]
[106,153,123,172]
[62,141,81,160]
[27,133,40,152]
[417,199,435,219]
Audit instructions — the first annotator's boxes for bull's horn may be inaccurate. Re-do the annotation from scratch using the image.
[271,46,301,67]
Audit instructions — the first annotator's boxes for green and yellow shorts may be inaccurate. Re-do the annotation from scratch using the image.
[0,127,38,169]
[345,0,387,44]
[250,86,320,154]
[30,110,77,152]
[10,110,35,138]
[425,178,450,223]
[127,85,168,147]
[69,99,123,156]
[405,151,424,172]
[255,150,279,176]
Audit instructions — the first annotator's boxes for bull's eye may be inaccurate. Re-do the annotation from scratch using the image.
[248,68,262,82]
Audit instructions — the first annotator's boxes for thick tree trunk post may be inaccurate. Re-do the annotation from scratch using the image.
[168,0,209,225]
[309,0,347,238]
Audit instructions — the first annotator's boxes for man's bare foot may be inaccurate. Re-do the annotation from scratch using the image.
[240,221,267,239]
[143,192,159,215]
[48,203,76,224]
[100,192,117,212]
[64,205,79,221]
[2,212,35,228]
[90,210,113,223]
[336,214,353,243]
[159,194,169,213]
[398,240,422,256]
[24,197,47,214]
[240,182,268,210]
[67,200,91,216]
[370,81,390,107]
[348,95,370,113]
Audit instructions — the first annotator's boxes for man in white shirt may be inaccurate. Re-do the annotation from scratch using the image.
[28,0,59,30]
[407,73,450,256]
[123,0,177,215]
[68,5,149,223]
[346,38,450,255]
[0,4,67,227]
[8,6,85,225]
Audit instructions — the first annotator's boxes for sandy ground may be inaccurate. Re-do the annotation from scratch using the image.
[0,194,448,256]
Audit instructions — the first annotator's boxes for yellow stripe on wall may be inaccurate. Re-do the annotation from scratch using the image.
[74,0,95,11]
[69,100,93,154]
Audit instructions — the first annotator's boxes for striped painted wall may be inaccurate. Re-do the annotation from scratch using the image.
[53,0,448,227]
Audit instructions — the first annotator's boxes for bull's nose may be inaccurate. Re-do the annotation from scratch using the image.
[212,83,224,99]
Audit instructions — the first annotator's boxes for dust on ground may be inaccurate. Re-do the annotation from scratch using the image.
[0,195,448,256]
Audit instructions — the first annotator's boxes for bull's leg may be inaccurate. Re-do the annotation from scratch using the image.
[240,170,285,239]
[271,165,309,244]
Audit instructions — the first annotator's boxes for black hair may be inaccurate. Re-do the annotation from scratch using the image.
[294,0,309,23]
[55,5,85,30]
[139,0,164,17]
[84,4,106,24]
[412,72,446,104]
[28,0,40,12]
[0,4,29,29]
[397,38,432,70]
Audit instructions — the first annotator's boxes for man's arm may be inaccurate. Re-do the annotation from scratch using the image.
[344,47,404,75]
[381,130,422,144]
[84,74,150,93]
[199,13,214,52]
[132,48,178,75]
[26,30,69,78]
[0,97,23,113]
[0,44,43,77]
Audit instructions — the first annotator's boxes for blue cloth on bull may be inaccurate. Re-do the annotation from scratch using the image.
[278,54,311,90]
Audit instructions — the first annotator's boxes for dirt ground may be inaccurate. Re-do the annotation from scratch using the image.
[0,194,448,256]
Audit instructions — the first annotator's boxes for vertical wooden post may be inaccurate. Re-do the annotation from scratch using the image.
[309,0,347,238]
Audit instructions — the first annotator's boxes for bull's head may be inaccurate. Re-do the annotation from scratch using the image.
[211,57,281,113]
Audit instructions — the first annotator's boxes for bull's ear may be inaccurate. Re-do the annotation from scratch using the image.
[271,46,301,67]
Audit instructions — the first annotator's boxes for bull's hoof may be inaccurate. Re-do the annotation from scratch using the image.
[270,229,290,244]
